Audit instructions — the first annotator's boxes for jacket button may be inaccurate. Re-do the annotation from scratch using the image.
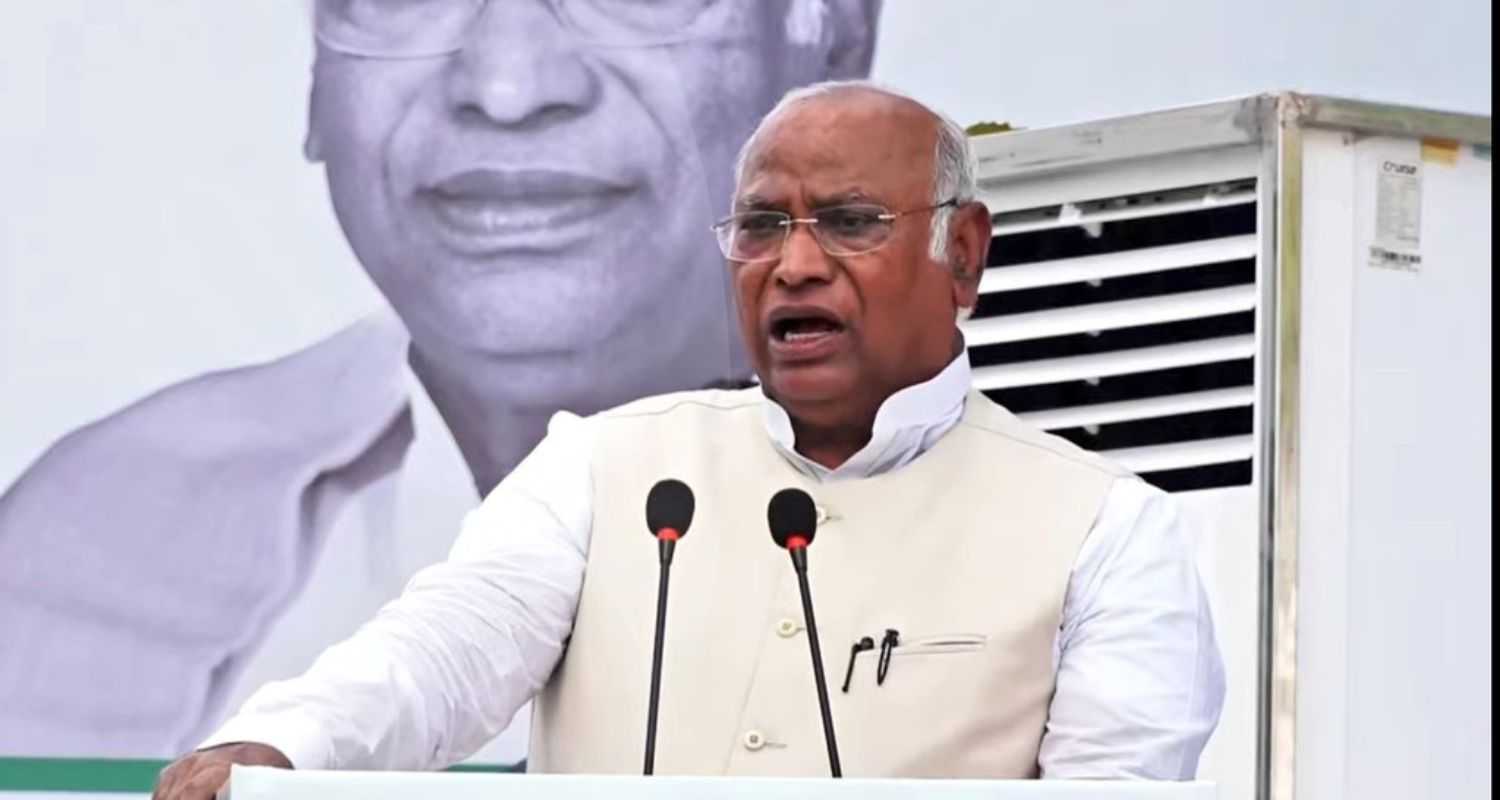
[743,730,767,751]
[776,618,801,638]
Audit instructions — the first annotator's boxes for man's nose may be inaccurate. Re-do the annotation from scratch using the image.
[445,0,600,126]
[773,223,837,289]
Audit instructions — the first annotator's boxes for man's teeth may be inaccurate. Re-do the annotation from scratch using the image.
[784,328,834,341]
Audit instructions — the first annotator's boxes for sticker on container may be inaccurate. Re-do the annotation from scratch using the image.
[1420,138,1461,167]
[1369,158,1423,273]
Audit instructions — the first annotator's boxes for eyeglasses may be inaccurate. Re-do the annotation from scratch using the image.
[712,200,959,263]
[314,0,730,59]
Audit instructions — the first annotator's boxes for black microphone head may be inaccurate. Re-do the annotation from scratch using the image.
[767,488,818,549]
[645,479,695,539]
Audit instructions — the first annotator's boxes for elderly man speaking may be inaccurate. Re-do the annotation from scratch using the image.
[154,83,1224,798]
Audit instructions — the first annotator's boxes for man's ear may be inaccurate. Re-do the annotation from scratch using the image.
[303,71,325,163]
[303,128,324,164]
[949,200,991,311]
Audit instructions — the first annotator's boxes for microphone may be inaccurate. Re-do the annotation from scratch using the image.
[643,479,694,776]
[767,488,842,778]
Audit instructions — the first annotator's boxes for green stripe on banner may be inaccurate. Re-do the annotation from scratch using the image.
[0,759,166,793]
[446,763,526,773]
[0,757,524,793]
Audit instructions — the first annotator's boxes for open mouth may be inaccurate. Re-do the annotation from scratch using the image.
[771,315,846,342]
[766,307,849,362]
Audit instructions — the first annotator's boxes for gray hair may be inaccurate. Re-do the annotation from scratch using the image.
[732,80,978,266]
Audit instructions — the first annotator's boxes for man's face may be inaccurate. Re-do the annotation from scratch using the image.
[308,1,866,402]
[731,93,979,425]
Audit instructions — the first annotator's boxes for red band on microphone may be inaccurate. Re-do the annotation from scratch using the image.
[786,534,810,550]
[657,528,681,542]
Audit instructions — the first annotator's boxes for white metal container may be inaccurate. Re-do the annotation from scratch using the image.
[965,93,1491,800]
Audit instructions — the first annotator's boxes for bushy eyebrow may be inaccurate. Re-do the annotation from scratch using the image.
[734,187,883,213]
[735,194,781,212]
[808,188,878,207]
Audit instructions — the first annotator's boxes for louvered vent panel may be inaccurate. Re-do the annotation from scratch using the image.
[965,178,1259,492]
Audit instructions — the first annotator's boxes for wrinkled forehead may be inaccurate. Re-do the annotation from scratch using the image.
[737,95,938,207]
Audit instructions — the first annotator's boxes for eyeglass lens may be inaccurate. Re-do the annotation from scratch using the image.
[719,206,896,262]
[315,0,721,58]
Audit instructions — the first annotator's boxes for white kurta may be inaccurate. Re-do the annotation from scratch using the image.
[206,352,1224,778]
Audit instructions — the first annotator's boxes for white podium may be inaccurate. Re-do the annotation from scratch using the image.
[222,766,1215,799]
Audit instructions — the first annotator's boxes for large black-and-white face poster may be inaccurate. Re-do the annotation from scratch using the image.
[0,0,881,766]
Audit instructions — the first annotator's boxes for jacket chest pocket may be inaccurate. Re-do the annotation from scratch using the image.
[839,631,991,697]
[890,633,988,657]
[832,629,998,771]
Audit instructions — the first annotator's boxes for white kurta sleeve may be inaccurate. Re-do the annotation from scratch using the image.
[200,411,597,770]
[1039,477,1226,779]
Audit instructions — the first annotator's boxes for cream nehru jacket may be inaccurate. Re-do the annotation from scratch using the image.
[530,387,1129,777]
